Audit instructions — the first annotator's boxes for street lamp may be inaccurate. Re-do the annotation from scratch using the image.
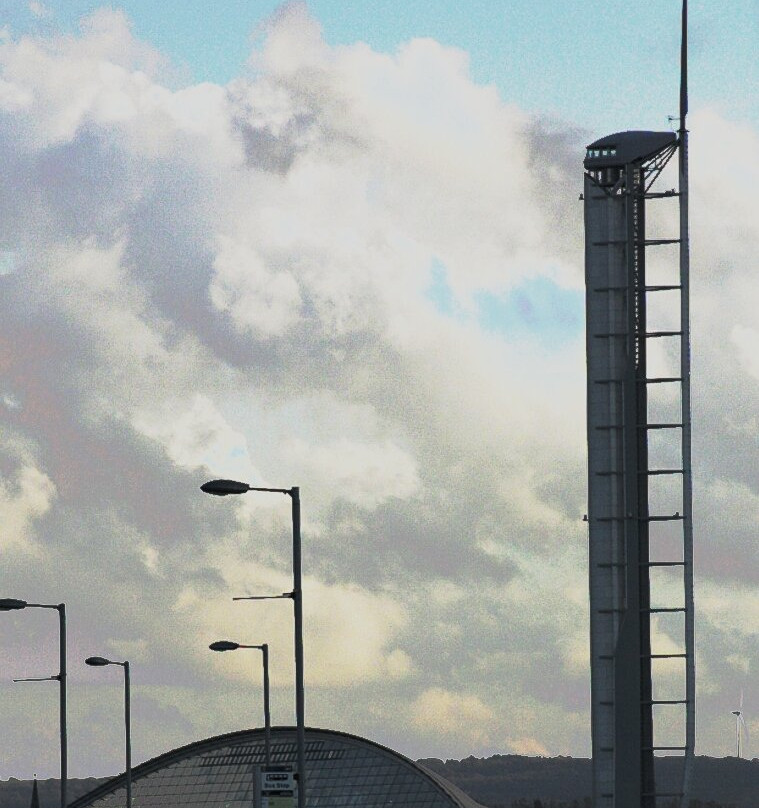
[86,656,131,808]
[209,640,271,766]
[0,599,67,808]
[201,479,306,808]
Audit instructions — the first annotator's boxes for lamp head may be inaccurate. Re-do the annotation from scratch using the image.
[85,656,112,667]
[209,641,240,652]
[201,479,250,496]
[0,598,28,611]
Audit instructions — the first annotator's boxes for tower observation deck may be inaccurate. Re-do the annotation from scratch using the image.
[583,122,695,807]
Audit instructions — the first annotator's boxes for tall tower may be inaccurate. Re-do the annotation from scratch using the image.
[583,4,694,807]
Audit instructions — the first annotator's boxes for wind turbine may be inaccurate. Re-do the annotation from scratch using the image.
[731,690,749,758]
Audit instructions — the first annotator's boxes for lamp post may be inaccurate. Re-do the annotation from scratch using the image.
[209,640,271,766]
[0,599,67,808]
[85,656,131,808]
[201,480,305,808]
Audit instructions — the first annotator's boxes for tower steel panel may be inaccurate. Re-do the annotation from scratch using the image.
[585,166,630,804]
[584,126,693,807]
[584,8,693,807]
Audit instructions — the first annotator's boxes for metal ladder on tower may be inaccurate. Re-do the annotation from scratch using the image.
[636,169,694,806]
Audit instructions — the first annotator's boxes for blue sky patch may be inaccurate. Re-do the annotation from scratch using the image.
[426,259,456,317]
[475,279,583,344]
[5,1,756,133]
[426,260,583,346]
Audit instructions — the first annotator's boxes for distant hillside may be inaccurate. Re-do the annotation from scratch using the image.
[3,757,759,808]
[0,778,109,808]
[419,755,759,808]
[419,755,591,806]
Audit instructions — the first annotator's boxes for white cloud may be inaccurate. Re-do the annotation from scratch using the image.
[306,579,411,685]
[0,464,56,554]
[255,2,330,77]
[559,631,590,678]
[210,235,302,337]
[731,324,759,379]
[106,637,149,662]
[412,687,493,745]
[507,736,550,756]
[133,395,261,480]
[0,10,167,147]
[173,539,410,688]
[284,436,420,509]
[0,77,33,111]
[28,2,51,20]
[700,580,759,640]
[725,654,750,674]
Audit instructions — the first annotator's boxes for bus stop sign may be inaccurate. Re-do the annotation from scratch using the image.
[260,764,297,808]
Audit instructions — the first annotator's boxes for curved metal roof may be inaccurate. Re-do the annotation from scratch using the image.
[584,130,677,169]
[69,725,487,808]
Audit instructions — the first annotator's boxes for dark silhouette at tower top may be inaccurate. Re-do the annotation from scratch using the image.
[584,131,677,169]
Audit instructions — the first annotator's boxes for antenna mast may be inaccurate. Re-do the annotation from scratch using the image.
[680,0,688,129]
[679,0,697,804]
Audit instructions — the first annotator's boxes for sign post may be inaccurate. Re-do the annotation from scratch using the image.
[259,765,297,808]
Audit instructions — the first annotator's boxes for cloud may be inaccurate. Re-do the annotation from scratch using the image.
[508,736,550,756]
[133,394,261,480]
[0,463,56,554]
[172,539,411,688]
[0,2,757,777]
[210,235,302,337]
[412,687,493,746]
[28,2,52,21]
[731,324,759,379]
[284,436,420,509]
